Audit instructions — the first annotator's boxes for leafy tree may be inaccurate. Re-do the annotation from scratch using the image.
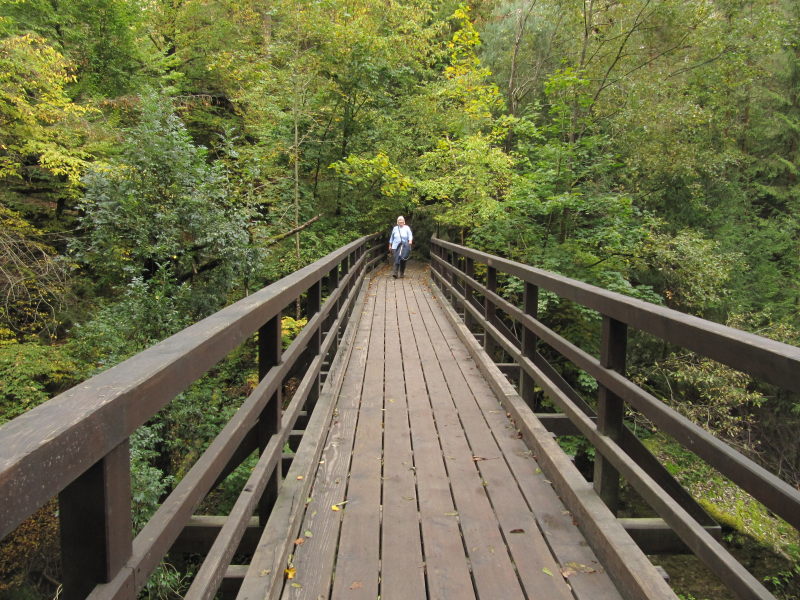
[0,32,90,189]
[1,0,144,97]
[73,91,254,312]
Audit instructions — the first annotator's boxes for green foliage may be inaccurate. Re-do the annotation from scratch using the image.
[74,91,254,308]
[1,0,145,98]
[0,31,91,187]
[0,341,81,425]
[633,229,740,315]
[281,316,307,349]
[67,274,196,368]
[645,435,800,564]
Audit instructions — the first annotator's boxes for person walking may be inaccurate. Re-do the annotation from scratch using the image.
[388,216,413,278]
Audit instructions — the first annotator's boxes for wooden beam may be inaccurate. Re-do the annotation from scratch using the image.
[620,518,722,555]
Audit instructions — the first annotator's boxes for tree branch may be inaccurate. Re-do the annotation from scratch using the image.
[264,214,321,246]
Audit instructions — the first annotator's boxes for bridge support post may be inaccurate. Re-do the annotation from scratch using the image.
[258,315,282,524]
[59,441,133,599]
[484,266,498,360]
[520,282,539,410]
[306,280,322,409]
[593,316,628,514]
[464,257,475,332]
[329,264,341,354]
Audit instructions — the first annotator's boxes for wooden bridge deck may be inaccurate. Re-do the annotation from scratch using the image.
[275,262,623,600]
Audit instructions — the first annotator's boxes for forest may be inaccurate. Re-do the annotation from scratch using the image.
[0,0,798,597]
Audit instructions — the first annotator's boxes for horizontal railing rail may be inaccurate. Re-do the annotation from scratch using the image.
[0,233,384,599]
[430,237,800,600]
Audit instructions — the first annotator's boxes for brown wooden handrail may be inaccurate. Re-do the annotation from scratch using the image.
[0,233,384,599]
[431,236,800,600]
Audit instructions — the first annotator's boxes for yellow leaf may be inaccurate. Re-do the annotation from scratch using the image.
[331,504,341,511]
[542,567,553,576]
[285,567,297,579]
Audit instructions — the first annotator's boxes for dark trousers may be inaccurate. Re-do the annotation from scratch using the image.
[393,247,407,276]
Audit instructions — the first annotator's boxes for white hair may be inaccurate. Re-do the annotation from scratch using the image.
[397,216,405,221]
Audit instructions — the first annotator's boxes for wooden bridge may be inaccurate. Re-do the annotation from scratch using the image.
[1,235,799,600]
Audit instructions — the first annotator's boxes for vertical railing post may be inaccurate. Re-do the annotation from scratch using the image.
[433,243,442,287]
[342,252,352,302]
[258,314,282,524]
[431,242,440,290]
[464,257,475,331]
[447,250,457,302]
[305,279,323,409]
[520,282,539,409]
[328,263,341,359]
[59,441,133,599]
[456,254,466,298]
[593,316,628,514]
[485,265,497,358]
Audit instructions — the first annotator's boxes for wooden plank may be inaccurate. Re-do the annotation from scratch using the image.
[395,270,476,600]
[380,278,426,599]
[280,278,378,599]
[403,279,526,600]
[420,281,624,600]
[329,277,387,599]
[413,280,575,600]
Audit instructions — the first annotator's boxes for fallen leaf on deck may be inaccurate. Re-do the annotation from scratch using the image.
[296,475,304,480]
[294,538,305,545]
[260,569,271,576]
[509,528,525,534]
[349,581,363,590]
[291,583,303,588]
[542,567,553,576]
[444,511,458,516]
[285,567,297,579]
[564,562,598,574]
[304,530,313,538]
[331,505,341,511]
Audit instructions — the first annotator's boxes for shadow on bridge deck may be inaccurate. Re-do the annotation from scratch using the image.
[240,262,661,600]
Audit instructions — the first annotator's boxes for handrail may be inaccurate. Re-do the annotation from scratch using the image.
[432,238,800,393]
[0,233,384,599]
[430,236,800,600]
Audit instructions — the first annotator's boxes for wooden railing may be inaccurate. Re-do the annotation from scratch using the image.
[0,234,385,599]
[431,237,800,600]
